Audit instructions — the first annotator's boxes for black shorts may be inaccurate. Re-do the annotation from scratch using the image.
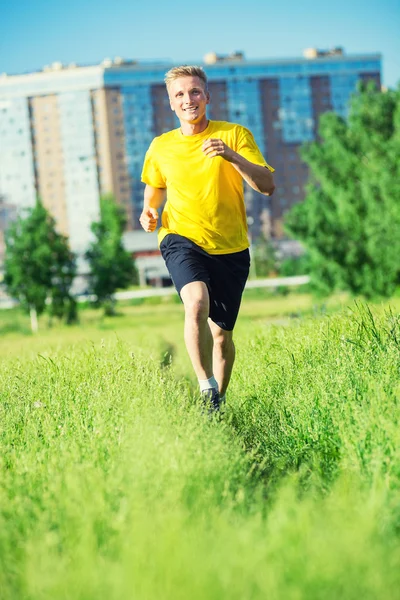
[160,234,250,331]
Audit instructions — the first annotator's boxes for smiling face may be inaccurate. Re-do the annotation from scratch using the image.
[168,76,210,127]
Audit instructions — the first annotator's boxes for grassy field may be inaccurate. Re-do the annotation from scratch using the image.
[1,291,400,599]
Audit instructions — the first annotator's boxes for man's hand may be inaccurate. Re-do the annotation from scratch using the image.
[202,138,235,161]
[202,139,275,196]
[139,207,158,232]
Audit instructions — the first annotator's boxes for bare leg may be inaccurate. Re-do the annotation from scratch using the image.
[208,320,235,397]
[180,281,214,380]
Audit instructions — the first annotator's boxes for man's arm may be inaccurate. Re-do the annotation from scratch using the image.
[139,185,166,232]
[202,138,275,196]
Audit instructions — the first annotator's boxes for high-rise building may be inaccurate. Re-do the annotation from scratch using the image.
[0,49,381,262]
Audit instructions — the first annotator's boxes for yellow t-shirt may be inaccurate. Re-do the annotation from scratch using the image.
[141,120,274,254]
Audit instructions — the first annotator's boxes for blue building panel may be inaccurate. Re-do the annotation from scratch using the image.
[226,78,265,154]
[121,85,155,214]
[207,57,381,81]
[278,77,314,144]
[104,67,168,88]
[329,73,360,118]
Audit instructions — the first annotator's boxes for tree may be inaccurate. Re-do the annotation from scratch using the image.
[85,195,138,315]
[48,232,78,325]
[279,253,310,278]
[285,83,400,298]
[4,201,77,332]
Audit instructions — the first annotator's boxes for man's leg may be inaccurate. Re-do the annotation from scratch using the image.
[179,281,221,412]
[180,281,214,381]
[208,320,235,397]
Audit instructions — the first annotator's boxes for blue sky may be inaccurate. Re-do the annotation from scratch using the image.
[1,0,399,88]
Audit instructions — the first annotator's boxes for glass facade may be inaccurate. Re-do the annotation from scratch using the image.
[226,78,265,153]
[104,67,168,87]
[0,97,36,212]
[278,77,314,144]
[329,74,359,118]
[58,90,100,256]
[207,58,381,80]
[121,85,155,217]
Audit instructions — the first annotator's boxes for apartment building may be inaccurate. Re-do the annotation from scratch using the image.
[0,49,381,262]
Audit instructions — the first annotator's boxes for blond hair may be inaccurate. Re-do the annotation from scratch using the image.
[164,65,208,92]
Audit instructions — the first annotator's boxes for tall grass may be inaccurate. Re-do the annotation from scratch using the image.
[0,296,399,598]
[231,302,400,487]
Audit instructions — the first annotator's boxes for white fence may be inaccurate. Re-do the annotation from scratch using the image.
[0,275,310,309]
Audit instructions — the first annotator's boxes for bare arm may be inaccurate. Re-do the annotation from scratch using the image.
[139,185,166,232]
[202,138,275,196]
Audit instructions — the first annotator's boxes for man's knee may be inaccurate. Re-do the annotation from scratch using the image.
[185,297,209,321]
[213,329,234,352]
[181,282,209,322]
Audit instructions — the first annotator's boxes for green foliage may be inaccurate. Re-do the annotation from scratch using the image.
[252,235,276,277]
[47,223,78,325]
[285,83,400,298]
[86,195,138,315]
[4,201,77,326]
[279,253,310,277]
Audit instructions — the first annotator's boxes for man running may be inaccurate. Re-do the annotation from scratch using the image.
[140,65,275,413]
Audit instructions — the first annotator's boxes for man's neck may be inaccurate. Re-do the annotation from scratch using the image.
[180,117,209,136]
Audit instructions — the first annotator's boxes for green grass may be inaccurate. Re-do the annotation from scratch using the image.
[1,294,400,598]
